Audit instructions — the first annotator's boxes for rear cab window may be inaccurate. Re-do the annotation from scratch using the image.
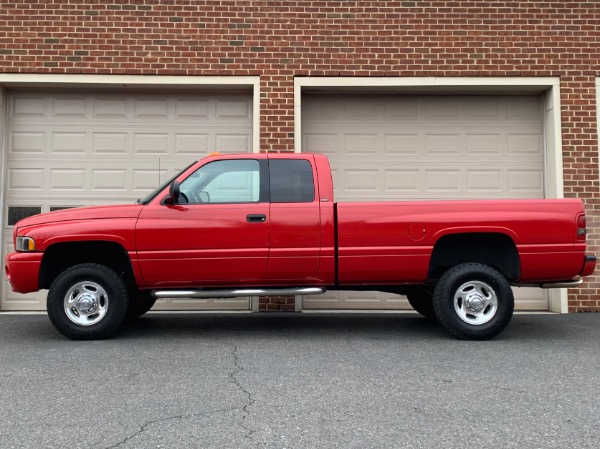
[269,159,315,203]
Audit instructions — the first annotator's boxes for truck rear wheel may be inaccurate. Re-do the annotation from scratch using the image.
[432,263,514,340]
[47,263,129,340]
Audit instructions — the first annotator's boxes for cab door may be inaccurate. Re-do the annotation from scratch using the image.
[267,157,322,283]
[136,158,270,287]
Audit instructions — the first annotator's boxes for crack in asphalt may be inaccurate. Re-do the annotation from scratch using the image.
[230,343,256,440]
[102,407,238,449]
[101,336,256,448]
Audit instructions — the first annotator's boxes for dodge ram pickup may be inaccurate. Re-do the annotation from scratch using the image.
[4,153,596,340]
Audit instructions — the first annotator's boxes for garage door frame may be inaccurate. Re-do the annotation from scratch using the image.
[0,74,261,312]
[294,76,567,313]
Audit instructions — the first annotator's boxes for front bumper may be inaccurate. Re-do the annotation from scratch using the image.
[4,251,43,294]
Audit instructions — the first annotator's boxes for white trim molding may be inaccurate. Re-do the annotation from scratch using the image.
[0,86,6,284]
[294,76,566,313]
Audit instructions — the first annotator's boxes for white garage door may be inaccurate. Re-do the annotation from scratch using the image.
[2,90,253,311]
[301,94,547,311]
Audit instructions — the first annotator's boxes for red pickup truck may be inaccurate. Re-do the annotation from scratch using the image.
[4,153,596,340]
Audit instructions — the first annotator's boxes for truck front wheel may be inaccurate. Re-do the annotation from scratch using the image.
[432,263,514,340]
[47,263,129,340]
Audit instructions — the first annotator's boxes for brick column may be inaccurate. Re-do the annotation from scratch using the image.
[561,77,600,311]
[260,74,297,310]
[260,74,296,153]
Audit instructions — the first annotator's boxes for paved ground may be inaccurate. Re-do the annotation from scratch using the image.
[0,311,599,449]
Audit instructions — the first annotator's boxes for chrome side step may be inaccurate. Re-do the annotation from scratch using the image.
[152,287,326,299]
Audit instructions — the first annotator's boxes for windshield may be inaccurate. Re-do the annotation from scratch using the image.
[136,161,197,205]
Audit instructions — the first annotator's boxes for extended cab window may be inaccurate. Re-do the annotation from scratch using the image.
[180,159,261,204]
[269,159,315,203]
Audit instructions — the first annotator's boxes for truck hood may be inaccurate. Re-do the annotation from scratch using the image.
[15,204,144,228]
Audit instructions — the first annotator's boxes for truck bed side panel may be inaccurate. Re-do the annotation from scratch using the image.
[336,199,586,285]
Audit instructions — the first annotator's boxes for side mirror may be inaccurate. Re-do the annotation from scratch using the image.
[164,181,181,205]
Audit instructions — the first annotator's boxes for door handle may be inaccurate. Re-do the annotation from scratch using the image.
[247,214,267,223]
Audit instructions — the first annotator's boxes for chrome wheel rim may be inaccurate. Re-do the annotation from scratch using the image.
[63,281,109,326]
[453,280,498,325]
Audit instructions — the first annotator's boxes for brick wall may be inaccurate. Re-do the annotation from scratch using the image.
[1,1,598,311]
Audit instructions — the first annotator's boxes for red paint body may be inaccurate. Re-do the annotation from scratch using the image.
[4,153,596,294]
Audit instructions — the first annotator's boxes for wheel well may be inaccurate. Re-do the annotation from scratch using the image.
[428,233,520,282]
[39,241,136,290]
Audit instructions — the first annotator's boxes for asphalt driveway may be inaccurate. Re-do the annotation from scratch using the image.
[0,311,599,449]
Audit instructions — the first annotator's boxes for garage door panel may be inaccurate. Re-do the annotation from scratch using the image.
[344,133,379,155]
[383,98,419,118]
[51,132,88,154]
[50,169,88,191]
[2,90,253,311]
[508,133,543,155]
[466,169,503,193]
[303,133,340,153]
[384,134,419,154]
[175,99,210,118]
[425,133,461,154]
[93,132,129,154]
[175,133,210,155]
[215,133,252,153]
[133,169,170,193]
[91,169,129,192]
[466,133,502,154]
[465,97,501,118]
[508,169,544,194]
[11,96,47,117]
[134,98,170,118]
[134,133,170,155]
[506,96,541,118]
[54,97,89,117]
[94,98,129,118]
[10,131,47,155]
[8,168,45,192]
[216,97,252,118]
[302,94,547,311]
[385,169,420,193]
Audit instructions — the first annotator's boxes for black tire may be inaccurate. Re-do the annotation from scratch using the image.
[406,286,436,319]
[47,263,129,340]
[126,290,156,320]
[432,263,514,340]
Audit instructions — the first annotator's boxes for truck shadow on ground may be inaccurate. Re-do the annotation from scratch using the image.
[113,312,579,342]
[118,312,448,341]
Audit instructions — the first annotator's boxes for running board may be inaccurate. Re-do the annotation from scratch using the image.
[152,287,326,299]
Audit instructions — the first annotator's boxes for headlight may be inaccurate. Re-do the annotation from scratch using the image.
[15,236,36,252]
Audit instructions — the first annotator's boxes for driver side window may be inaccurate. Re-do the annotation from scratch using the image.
[179,159,261,204]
